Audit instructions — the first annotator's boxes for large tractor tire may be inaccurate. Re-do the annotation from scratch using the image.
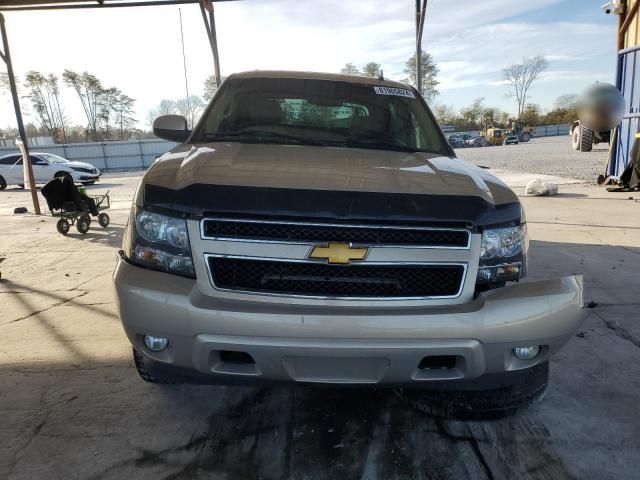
[579,125,593,152]
[571,126,581,150]
[520,132,531,142]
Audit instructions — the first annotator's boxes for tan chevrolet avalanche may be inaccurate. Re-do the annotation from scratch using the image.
[114,71,587,417]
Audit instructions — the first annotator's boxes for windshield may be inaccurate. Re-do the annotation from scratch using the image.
[40,153,70,164]
[192,77,450,155]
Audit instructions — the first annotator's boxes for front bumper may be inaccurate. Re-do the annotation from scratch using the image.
[71,171,101,182]
[114,257,588,385]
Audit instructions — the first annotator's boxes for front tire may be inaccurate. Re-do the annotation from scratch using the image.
[395,361,549,420]
[0,176,6,190]
[133,348,188,384]
[579,125,593,152]
[76,216,90,234]
[56,219,70,235]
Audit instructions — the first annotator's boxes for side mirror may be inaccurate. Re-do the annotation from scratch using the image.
[153,115,191,143]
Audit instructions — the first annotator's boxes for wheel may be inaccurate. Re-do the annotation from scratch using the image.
[579,125,593,152]
[82,181,95,186]
[0,176,6,190]
[76,216,90,234]
[56,218,70,235]
[394,361,549,420]
[520,132,531,142]
[54,171,70,179]
[98,212,110,228]
[571,126,581,150]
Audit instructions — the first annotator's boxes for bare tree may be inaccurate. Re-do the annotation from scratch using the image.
[146,99,177,127]
[554,94,578,111]
[113,93,136,139]
[24,71,68,143]
[99,86,121,139]
[0,72,10,93]
[503,55,548,119]
[176,95,205,129]
[362,62,381,78]
[62,70,105,141]
[340,63,360,75]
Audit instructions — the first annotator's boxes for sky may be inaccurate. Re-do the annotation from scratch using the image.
[0,0,618,131]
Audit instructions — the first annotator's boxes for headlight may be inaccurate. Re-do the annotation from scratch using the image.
[480,226,525,259]
[124,208,195,278]
[477,224,527,286]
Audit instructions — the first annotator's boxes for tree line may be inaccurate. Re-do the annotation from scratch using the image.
[1,70,136,144]
[433,94,578,132]
[2,53,575,143]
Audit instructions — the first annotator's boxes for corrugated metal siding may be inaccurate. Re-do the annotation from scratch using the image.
[0,139,177,172]
[611,0,640,178]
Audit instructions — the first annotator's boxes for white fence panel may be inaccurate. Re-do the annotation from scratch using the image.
[0,139,177,172]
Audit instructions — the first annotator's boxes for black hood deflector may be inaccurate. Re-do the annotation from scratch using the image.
[144,183,522,228]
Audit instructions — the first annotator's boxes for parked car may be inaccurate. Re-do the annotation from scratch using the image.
[503,134,520,145]
[0,152,101,190]
[447,135,464,148]
[466,136,489,147]
[114,71,587,418]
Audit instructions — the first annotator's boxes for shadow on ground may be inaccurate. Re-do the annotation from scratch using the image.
[2,237,640,480]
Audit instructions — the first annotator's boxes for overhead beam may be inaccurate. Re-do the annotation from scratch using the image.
[0,0,238,12]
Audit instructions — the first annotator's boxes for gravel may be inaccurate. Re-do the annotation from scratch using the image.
[455,136,610,184]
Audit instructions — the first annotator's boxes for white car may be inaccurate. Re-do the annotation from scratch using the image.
[0,152,101,190]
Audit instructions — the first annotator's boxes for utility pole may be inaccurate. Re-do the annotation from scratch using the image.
[415,0,428,97]
[0,13,40,214]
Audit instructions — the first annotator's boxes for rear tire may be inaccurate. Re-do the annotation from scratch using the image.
[579,125,593,152]
[0,176,6,190]
[395,361,549,420]
[571,126,581,150]
[98,212,110,228]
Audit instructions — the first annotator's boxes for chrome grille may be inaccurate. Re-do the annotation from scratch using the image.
[202,218,470,248]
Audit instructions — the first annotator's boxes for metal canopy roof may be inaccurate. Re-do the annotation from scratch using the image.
[0,1,236,12]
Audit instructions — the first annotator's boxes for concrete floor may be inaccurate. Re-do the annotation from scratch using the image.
[1,173,639,480]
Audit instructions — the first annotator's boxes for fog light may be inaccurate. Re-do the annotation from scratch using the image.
[143,335,169,352]
[513,345,540,360]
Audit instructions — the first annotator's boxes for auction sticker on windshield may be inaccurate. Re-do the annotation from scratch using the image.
[373,86,416,98]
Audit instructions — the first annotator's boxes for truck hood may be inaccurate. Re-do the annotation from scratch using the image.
[142,143,521,227]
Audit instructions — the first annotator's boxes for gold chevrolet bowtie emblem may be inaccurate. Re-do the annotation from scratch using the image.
[308,243,368,265]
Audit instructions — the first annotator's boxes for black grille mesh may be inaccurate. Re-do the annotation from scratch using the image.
[203,219,469,247]
[209,257,464,298]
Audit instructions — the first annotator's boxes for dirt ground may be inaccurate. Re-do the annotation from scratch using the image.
[1,169,639,479]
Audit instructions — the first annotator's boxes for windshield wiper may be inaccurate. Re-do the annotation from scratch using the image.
[342,137,419,153]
